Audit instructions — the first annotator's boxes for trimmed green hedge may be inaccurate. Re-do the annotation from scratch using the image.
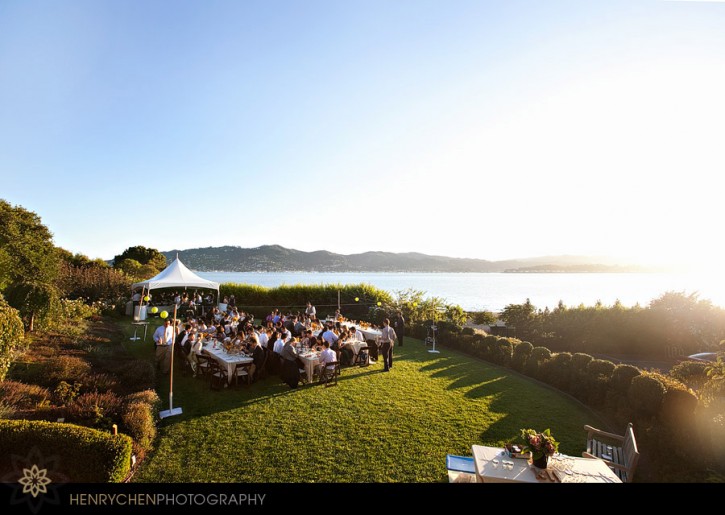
[0,419,132,482]
[220,283,393,321]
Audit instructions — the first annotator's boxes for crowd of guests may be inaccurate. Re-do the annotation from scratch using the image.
[152,299,405,389]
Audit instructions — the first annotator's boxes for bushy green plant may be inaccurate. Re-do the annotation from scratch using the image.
[0,402,15,419]
[0,419,132,482]
[541,352,572,390]
[524,346,551,378]
[587,359,616,378]
[610,364,641,394]
[121,400,157,455]
[67,391,123,430]
[0,295,24,381]
[670,360,709,391]
[53,381,82,406]
[511,341,533,372]
[45,356,92,385]
[571,353,594,371]
[629,373,667,419]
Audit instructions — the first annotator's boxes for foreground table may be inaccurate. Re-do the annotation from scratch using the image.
[471,445,622,483]
[202,344,254,384]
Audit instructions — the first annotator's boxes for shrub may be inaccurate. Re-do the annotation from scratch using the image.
[670,361,709,391]
[461,327,475,336]
[497,339,514,367]
[570,353,594,402]
[0,381,51,410]
[67,391,123,430]
[587,359,616,378]
[0,295,24,382]
[524,346,551,378]
[629,373,667,419]
[571,353,594,372]
[511,341,533,372]
[610,364,641,394]
[53,381,82,406]
[121,390,161,456]
[541,352,572,390]
[0,419,132,482]
[82,373,118,393]
[45,356,92,385]
[0,402,15,419]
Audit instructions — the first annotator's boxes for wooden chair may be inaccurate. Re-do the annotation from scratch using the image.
[195,353,213,380]
[254,351,268,382]
[582,422,639,483]
[232,362,253,387]
[353,345,369,367]
[209,360,229,390]
[319,361,340,387]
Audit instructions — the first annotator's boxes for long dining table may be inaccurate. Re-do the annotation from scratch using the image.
[202,343,254,384]
[471,445,622,483]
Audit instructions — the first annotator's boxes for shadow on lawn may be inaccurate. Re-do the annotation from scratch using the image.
[154,359,386,426]
[401,342,595,454]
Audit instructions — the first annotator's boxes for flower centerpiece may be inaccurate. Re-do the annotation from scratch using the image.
[519,428,559,469]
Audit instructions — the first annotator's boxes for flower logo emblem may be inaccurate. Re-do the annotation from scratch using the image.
[18,464,52,498]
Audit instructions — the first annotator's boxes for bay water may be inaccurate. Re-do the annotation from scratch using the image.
[195,271,724,312]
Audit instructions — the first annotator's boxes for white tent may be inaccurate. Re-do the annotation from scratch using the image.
[132,256,219,298]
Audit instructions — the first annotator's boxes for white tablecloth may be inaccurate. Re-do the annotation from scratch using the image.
[202,344,254,384]
[297,351,320,383]
[472,445,621,483]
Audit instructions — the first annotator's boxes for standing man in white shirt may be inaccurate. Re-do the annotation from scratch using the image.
[153,319,174,374]
[379,318,397,372]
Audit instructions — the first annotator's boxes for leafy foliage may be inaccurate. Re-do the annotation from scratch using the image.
[0,294,24,381]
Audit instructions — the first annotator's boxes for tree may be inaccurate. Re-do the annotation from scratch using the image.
[0,200,60,331]
[4,281,58,332]
[0,200,60,288]
[113,246,166,271]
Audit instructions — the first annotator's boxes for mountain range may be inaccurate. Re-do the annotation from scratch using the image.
[161,245,653,273]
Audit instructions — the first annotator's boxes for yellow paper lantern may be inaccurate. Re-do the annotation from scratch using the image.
[377,301,382,306]
[160,311,168,319]
[355,297,359,302]
[150,307,159,314]
[143,296,150,302]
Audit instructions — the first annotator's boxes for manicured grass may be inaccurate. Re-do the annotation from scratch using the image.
[119,320,604,482]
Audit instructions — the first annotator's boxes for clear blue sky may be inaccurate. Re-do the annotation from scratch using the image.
[1,1,724,268]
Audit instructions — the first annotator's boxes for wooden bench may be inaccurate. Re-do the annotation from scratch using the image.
[582,422,639,483]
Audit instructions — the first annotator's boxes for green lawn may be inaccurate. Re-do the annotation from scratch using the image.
[119,320,604,482]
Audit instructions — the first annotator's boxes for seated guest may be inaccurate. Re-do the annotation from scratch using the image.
[272,331,285,354]
[187,333,203,375]
[276,321,292,343]
[349,326,365,343]
[322,324,339,347]
[256,326,269,349]
[280,338,301,389]
[293,316,306,337]
[315,341,337,377]
[249,337,265,382]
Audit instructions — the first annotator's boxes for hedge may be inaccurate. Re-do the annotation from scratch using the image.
[0,295,24,381]
[220,283,393,321]
[0,419,132,482]
[416,321,717,475]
